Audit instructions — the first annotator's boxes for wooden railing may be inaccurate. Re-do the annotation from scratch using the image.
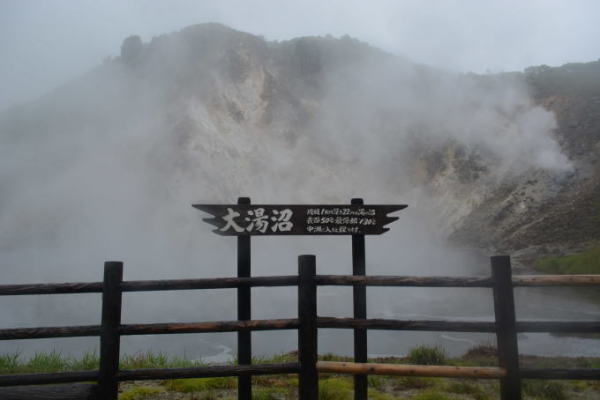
[0,256,599,399]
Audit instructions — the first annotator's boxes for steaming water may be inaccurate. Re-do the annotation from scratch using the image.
[1,214,598,362]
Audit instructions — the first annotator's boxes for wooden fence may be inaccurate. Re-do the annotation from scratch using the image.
[0,256,599,400]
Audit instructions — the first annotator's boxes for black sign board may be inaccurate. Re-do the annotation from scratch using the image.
[193,204,407,236]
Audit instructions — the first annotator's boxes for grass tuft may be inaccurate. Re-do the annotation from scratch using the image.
[408,345,447,365]
[26,350,69,372]
[0,351,21,373]
[163,377,236,392]
[70,350,99,370]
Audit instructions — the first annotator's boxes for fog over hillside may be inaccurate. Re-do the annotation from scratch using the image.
[0,24,598,359]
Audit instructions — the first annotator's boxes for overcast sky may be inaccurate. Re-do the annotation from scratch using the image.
[1,0,599,110]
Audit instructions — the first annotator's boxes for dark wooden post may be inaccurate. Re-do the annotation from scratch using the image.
[491,256,522,400]
[237,197,252,400]
[98,261,123,400]
[298,255,318,400]
[351,198,367,400]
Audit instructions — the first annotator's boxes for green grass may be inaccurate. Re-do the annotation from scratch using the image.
[445,380,490,400]
[70,350,100,370]
[407,345,447,365]
[162,377,236,392]
[26,350,70,372]
[535,244,600,274]
[367,389,401,400]
[0,350,196,374]
[120,386,164,400]
[411,391,453,400]
[121,351,198,369]
[252,387,286,399]
[392,376,436,390]
[0,352,20,373]
[522,380,567,400]
[319,378,353,400]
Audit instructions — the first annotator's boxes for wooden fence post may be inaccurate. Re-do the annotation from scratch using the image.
[351,198,367,400]
[491,256,522,400]
[237,197,252,400]
[299,255,318,400]
[98,261,123,400]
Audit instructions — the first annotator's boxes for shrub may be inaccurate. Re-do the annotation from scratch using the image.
[408,345,447,365]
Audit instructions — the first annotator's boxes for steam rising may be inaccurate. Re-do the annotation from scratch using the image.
[0,25,586,359]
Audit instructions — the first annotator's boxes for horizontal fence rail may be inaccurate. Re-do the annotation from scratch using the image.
[0,371,100,387]
[0,325,100,340]
[0,383,98,400]
[119,319,300,335]
[1,258,599,400]
[317,317,497,332]
[520,368,600,380]
[316,275,493,287]
[317,361,507,379]
[3,318,597,342]
[0,276,299,296]
[512,274,600,286]
[116,363,301,381]
[2,274,599,296]
[317,362,600,381]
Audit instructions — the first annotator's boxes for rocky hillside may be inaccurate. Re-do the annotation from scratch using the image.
[447,61,600,256]
[1,23,598,260]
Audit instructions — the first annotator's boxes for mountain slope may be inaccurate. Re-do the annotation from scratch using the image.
[1,23,597,260]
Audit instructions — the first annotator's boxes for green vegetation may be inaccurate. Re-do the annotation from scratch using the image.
[120,386,164,400]
[523,380,567,400]
[0,350,99,373]
[525,60,600,98]
[163,377,236,392]
[407,345,447,365]
[121,351,198,369]
[535,244,600,274]
[1,347,599,399]
[394,376,436,390]
[0,352,20,373]
[412,391,452,400]
[319,378,353,400]
[445,380,489,400]
[253,387,287,399]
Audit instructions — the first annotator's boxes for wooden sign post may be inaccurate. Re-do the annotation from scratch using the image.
[193,200,407,400]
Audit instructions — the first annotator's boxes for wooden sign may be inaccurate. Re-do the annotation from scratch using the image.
[193,204,407,236]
